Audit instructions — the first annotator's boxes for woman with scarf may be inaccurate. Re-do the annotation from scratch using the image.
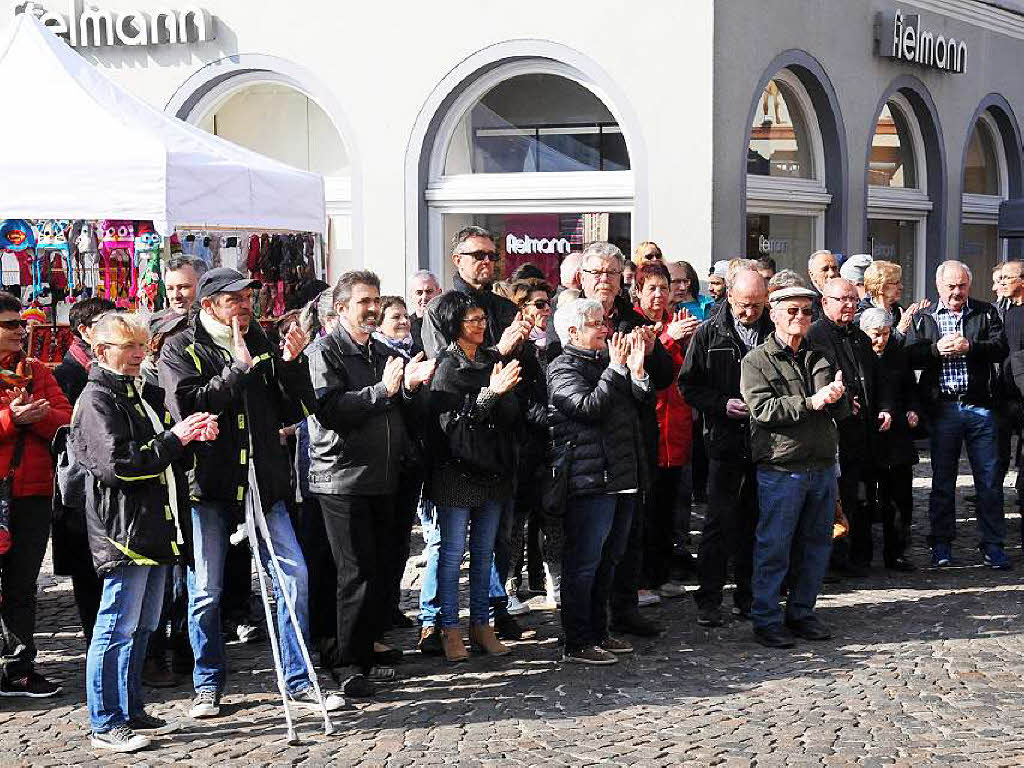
[72,313,218,752]
[633,262,698,601]
[0,291,72,699]
[426,290,522,662]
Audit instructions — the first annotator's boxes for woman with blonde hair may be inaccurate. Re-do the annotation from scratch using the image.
[860,260,931,335]
[632,240,663,266]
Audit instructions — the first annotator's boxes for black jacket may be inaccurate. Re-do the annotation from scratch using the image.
[806,315,894,459]
[53,339,91,406]
[679,304,774,461]
[421,275,519,359]
[426,344,520,507]
[548,345,652,496]
[870,340,922,468]
[305,325,414,496]
[158,313,313,513]
[72,366,192,577]
[904,299,1007,412]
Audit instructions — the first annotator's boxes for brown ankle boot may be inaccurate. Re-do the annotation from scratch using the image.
[469,624,511,656]
[441,627,468,663]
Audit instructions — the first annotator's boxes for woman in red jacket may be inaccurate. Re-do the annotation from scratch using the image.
[0,291,72,698]
[634,263,699,600]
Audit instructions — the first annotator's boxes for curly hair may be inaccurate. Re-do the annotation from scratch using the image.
[863,261,902,300]
[633,261,671,293]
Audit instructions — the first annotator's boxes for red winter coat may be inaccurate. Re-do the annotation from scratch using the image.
[0,359,72,498]
[634,305,693,468]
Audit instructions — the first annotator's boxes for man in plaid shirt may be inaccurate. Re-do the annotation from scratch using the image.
[905,261,1009,569]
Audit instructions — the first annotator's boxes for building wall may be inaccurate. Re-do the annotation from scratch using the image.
[2,0,715,293]
[714,0,1024,292]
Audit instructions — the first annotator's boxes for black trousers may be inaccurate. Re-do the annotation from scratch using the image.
[690,416,709,502]
[295,496,336,645]
[221,538,253,624]
[695,459,757,611]
[838,459,872,566]
[0,496,52,681]
[610,492,646,620]
[878,464,914,564]
[316,493,394,673]
[643,466,682,588]
[387,471,421,617]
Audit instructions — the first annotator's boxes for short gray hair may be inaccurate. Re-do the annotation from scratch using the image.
[859,307,892,332]
[332,269,380,306]
[553,297,604,347]
[768,269,808,291]
[581,242,624,271]
[165,255,207,278]
[727,258,760,289]
[807,249,833,273]
[936,260,973,284]
[559,253,583,287]
[409,269,438,285]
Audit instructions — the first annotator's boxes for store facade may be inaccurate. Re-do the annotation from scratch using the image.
[5,0,1024,298]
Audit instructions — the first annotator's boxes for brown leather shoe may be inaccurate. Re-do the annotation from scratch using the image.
[441,627,469,663]
[468,624,511,656]
[417,625,442,656]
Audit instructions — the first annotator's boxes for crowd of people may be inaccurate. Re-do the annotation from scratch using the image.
[0,228,1022,752]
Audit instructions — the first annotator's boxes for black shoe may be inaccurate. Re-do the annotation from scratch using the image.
[127,711,181,734]
[417,625,443,656]
[372,647,404,665]
[494,612,536,641]
[885,557,916,572]
[785,615,832,641]
[341,674,377,698]
[695,605,724,627]
[141,656,179,688]
[390,609,415,629]
[610,614,664,637]
[731,604,752,621]
[753,624,796,648]
[0,671,61,698]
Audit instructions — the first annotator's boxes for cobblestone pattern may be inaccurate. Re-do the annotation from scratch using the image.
[3,453,1024,765]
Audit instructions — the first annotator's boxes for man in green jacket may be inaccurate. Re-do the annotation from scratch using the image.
[740,286,851,649]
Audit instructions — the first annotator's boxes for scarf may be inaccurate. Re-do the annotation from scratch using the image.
[68,337,94,372]
[0,352,32,390]
[199,310,235,355]
[529,324,548,348]
[373,332,414,358]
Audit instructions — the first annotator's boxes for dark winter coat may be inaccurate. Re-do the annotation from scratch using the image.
[547,345,653,497]
[158,313,313,513]
[680,303,774,462]
[72,366,192,577]
[305,325,414,496]
[869,339,922,468]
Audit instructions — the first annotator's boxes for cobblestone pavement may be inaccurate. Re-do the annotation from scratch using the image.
[5,453,1024,765]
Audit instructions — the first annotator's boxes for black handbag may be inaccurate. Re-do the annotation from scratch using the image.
[542,442,573,518]
[448,411,505,478]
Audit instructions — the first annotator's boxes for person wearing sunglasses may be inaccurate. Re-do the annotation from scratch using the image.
[740,285,851,649]
[0,292,72,698]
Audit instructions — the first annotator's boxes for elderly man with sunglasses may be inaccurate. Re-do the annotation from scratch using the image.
[740,285,851,648]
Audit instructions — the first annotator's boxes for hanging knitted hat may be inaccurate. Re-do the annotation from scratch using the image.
[0,220,35,252]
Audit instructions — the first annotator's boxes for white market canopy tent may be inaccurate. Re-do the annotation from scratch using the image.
[0,13,325,236]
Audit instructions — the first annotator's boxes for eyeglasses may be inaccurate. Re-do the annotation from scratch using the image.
[0,319,26,330]
[825,295,859,304]
[581,268,622,280]
[525,299,551,310]
[462,315,488,326]
[458,250,500,262]
[581,320,606,330]
[782,306,815,317]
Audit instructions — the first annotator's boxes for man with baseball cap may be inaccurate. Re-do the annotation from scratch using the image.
[159,267,344,718]
[740,285,851,648]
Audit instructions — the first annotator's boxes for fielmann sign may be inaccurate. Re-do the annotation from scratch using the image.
[877,9,968,74]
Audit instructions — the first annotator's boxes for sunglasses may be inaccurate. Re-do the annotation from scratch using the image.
[526,299,551,310]
[460,250,500,262]
[642,252,662,261]
[782,306,814,317]
[0,319,27,330]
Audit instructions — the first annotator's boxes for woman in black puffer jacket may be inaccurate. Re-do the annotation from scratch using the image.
[72,313,218,752]
[547,297,653,665]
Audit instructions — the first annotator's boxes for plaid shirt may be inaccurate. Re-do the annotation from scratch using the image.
[934,303,969,394]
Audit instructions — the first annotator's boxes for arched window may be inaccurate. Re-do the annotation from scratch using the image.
[187,74,353,277]
[426,62,634,285]
[866,94,931,299]
[961,112,1008,280]
[745,70,829,275]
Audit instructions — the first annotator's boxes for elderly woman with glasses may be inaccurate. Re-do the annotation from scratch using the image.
[859,307,920,572]
[860,260,931,337]
[426,290,522,663]
[548,297,652,665]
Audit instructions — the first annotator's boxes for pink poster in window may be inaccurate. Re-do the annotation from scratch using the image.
[499,214,569,286]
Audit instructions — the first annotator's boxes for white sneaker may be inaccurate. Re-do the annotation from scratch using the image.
[657,582,686,599]
[189,689,221,719]
[90,724,151,753]
[288,687,346,713]
[506,594,532,616]
[637,589,662,608]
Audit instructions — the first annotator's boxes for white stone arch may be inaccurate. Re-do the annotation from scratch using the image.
[404,39,647,284]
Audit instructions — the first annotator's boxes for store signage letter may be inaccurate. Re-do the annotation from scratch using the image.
[505,234,572,257]
[877,9,966,74]
[14,1,215,47]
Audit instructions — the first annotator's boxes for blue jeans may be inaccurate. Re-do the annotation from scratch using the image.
[928,402,1005,546]
[418,499,440,626]
[87,565,167,733]
[437,501,503,628]
[752,466,836,630]
[188,500,311,695]
[560,494,635,652]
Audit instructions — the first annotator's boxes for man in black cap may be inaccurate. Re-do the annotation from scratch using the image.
[159,267,343,719]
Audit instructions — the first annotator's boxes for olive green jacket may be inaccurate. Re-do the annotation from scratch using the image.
[740,334,851,472]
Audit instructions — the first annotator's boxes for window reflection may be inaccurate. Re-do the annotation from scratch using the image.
[869,103,917,188]
[963,120,1000,196]
[747,79,813,179]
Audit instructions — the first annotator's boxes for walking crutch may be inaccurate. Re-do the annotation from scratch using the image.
[244,461,334,743]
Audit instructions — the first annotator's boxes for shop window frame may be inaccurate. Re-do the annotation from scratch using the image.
[961,111,1009,262]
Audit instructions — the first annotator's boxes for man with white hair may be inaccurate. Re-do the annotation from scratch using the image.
[839,255,873,301]
[807,250,839,321]
[406,269,440,353]
[905,260,1009,569]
